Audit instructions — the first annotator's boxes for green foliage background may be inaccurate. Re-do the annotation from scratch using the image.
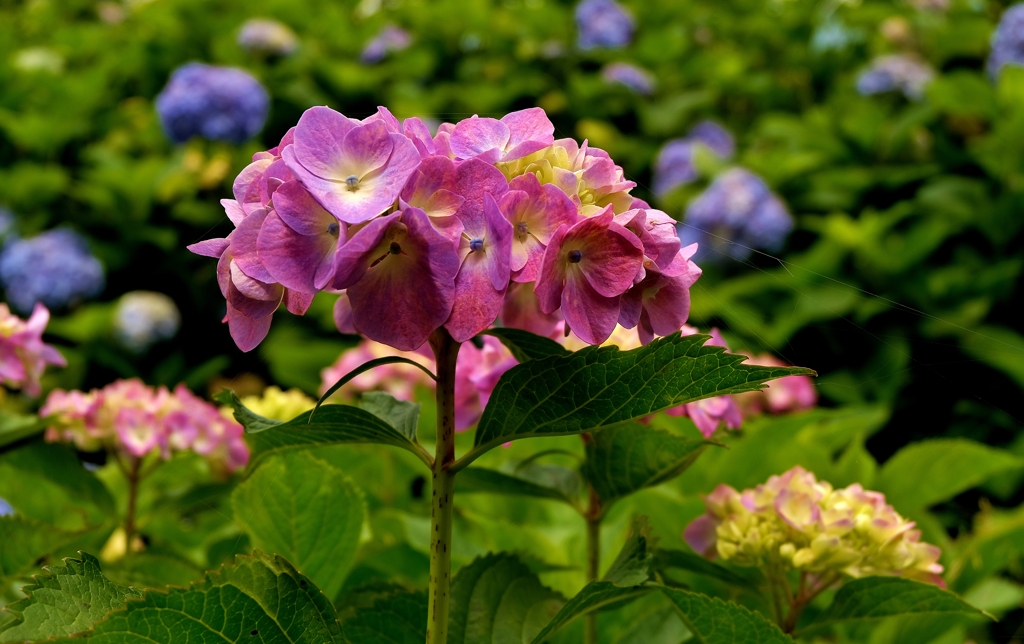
[2,0,1024,641]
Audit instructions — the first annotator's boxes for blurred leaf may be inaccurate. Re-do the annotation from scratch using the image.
[948,504,1024,592]
[340,591,426,643]
[961,577,1024,616]
[659,586,790,644]
[957,325,1024,390]
[654,549,752,587]
[927,72,998,120]
[456,466,578,505]
[0,411,49,450]
[232,451,366,601]
[0,552,142,642]
[0,517,93,584]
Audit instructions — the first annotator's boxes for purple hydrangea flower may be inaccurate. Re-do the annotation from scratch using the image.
[988,5,1024,79]
[652,121,735,196]
[238,18,299,56]
[155,63,269,144]
[678,168,793,262]
[0,497,12,516]
[856,55,934,100]
[576,0,634,50]
[0,229,105,314]
[360,25,412,64]
[602,62,655,95]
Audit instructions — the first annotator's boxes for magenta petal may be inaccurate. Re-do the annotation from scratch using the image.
[500,107,555,161]
[683,515,719,557]
[502,282,562,338]
[292,106,358,180]
[450,116,511,161]
[331,212,402,289]
[343,120,394,176]
[226,303,273,353]
[571,213,644,298]
[232,160,272,206]
[226,271,282,320]
[560,271,620,345]
[273,180,337,236]
[221,199,246,226]
[454,158,509,235]
[188,237,229,258]
[257,211,335,293]
[403,117,436,156]
[483,193,513,291]
[333,292,357,334]
[618,284,642,329]
[445,252,505,342]
[232,209,275,283]
[534,224,570,315]
[363,106,402,132]
[644,274,692,337]
[284,289,314,315]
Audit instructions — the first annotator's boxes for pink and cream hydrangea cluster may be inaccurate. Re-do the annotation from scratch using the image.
[42,379,248,472]
[321,335,516,431]
[684,466,944,586]
[0,303,66,397]
[189,106,703,352]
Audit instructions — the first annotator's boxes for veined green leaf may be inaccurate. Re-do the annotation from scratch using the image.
[232,451,366,601]
[456,466,579,506]
[219,390,432,470]
[582,423,711,511]
[480,328,570,362]
[341,591,427,644]
[357,391,420,443]
[465,333,813,465]
[0,552,142,642]
[659,586,791,643]
[801,577,991,634]
[654,549,753,587]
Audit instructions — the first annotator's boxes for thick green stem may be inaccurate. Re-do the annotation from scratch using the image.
[117,453,142,552]
[584,484,602,644]
[426,329,460,644]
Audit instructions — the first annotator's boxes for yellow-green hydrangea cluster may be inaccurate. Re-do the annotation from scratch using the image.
[684,466,944,586]
[235,386,315,423]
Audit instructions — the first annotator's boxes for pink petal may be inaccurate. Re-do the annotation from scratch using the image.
[534,223,570,315]
[445,252,505,342]
[221,199,246,226]
[233,160,272,207]
[284,289,314,315]
[333,292,357,334]
[500,107,555,161]
[560,271,620,345]
[225,303,274,353]
[683,515,719,557]
[454,158,510,237]
[501,282,562,338]
[257,211,336,293]
[188,237,229,258]
[342,120,394,177]
[332,212,403,289]
[231,209,275,283]
[566,209,644,298]
[272,180,338,237]
[292,106,358,180]
[449,116,510,162]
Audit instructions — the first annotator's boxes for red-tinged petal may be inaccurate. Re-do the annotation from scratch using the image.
[331,212,402,289]
[454,158,509,236]
[483,193,513,291]
[618,284,642,329]
[259,158,295,205]
[232,209,275,283]
[564,210,644,298]
[534,223,570,314]
[643,274,692,337]
[403,117,435,156]
[450,116,510,161]
[683,515,719,557]
[560,270,620,345]
[284,289,314,315]
[273,180,338,236]
[400,156,464,217]
[257,211,336,293]
[292,106,358,181]
[229,261,280,302]
[500,107,555,161]
[221,199,246,226]
[225,303,274,353]
[226,269,282,320]
[333,292,357,334]
[445,252,505,342]
[189,237,230,259]
[232,159,272,205]
[501,281,562,338]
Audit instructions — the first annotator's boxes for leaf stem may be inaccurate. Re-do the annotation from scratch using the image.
[123,455,142,551]
[426,329,460,644]
[584,483,602,644]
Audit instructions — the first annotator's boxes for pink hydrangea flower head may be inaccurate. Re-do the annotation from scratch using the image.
[445,193,514,342]
[0,303,66,396]
[453,337,518,430]
[321,338,436,403]
[620,243,702,344]
[501,281,563,339]
[536,207,644,345]
[449,108,555,164]
[501,173,579,283]
[283,106,420,224]
[332,206,460,351]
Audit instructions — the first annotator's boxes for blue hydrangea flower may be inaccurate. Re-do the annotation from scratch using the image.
[0,229,105,314]
[576,0,634,50]
[678,168,794,262]
[113,291,181,353]
[602,62,655,95]
[988,4,1024,79]
[0,497,12,517]
[238,18,298,56]
[856,55,934,100]
[155,63,269,144]
[652,121,735,196]
[360,25,412,64]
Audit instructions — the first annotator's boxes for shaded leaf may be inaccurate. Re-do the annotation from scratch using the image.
[803,577,991,633]
[0,411,49,451]
[467,333,813,462]
[0,552,142,642]
[456,467,578,506]
[358,392,420,443]
[481,328,570,362]
[659,586,791,643]
[341,591,426,644]
[582,423,710,510]
[0,517,93,584]
[232,451,366,601]
[654,549,752,587]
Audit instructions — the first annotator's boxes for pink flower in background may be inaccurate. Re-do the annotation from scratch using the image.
[661,327,743,438]
[42,379,248,472]
[0,303,66,396]
[453,337,518,430]
[321,339,435,404]
[736,353,818,415]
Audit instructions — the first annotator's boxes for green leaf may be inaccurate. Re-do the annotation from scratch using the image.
[357,392,420,443]
[456,466,578,506]
[0,411,49,450]
[449,553,565,644]
[958,325,1024,390]
[803,577,991,633]
[0,552,143,642]
[0,517,91,584]
[654,549,752,587]
[315,356,436,414]
[232,451,366,601]
[875,439,1023,512]
[582,423,710,510]
[220,391,432,470]
[528,520,656,643]
[466,333,813,463]
[57,550,342,643]
[659,586,791,643]
[480,328,570,362]
[341,591,427,644]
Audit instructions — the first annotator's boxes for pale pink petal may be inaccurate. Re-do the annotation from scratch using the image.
[292,106,358,180]
[449,116,510,162]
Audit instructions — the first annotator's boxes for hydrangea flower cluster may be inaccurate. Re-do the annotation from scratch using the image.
[652,121,735,196]
[322,334,516,431]
[684,466,944,586]
[678,168,793,262]
[856,55,935,100]
[238,18,299,56]
[113,291,181,353]
[156,63,269,144]
[189,105,703,351]
[0,303,66,397]
[602,62,655,95]
[42,379,248,472]
[988,5,1024,79]
[0,228,105,314]
[575,0,634,50]
[361,25,413,64]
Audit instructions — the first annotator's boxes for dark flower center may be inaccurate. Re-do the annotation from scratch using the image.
[469,237,485,252]
[516,221,529,236]
[568,250,583,263]
[327,222,340,237]
[345,175,360,191]
[390,241,402,255]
